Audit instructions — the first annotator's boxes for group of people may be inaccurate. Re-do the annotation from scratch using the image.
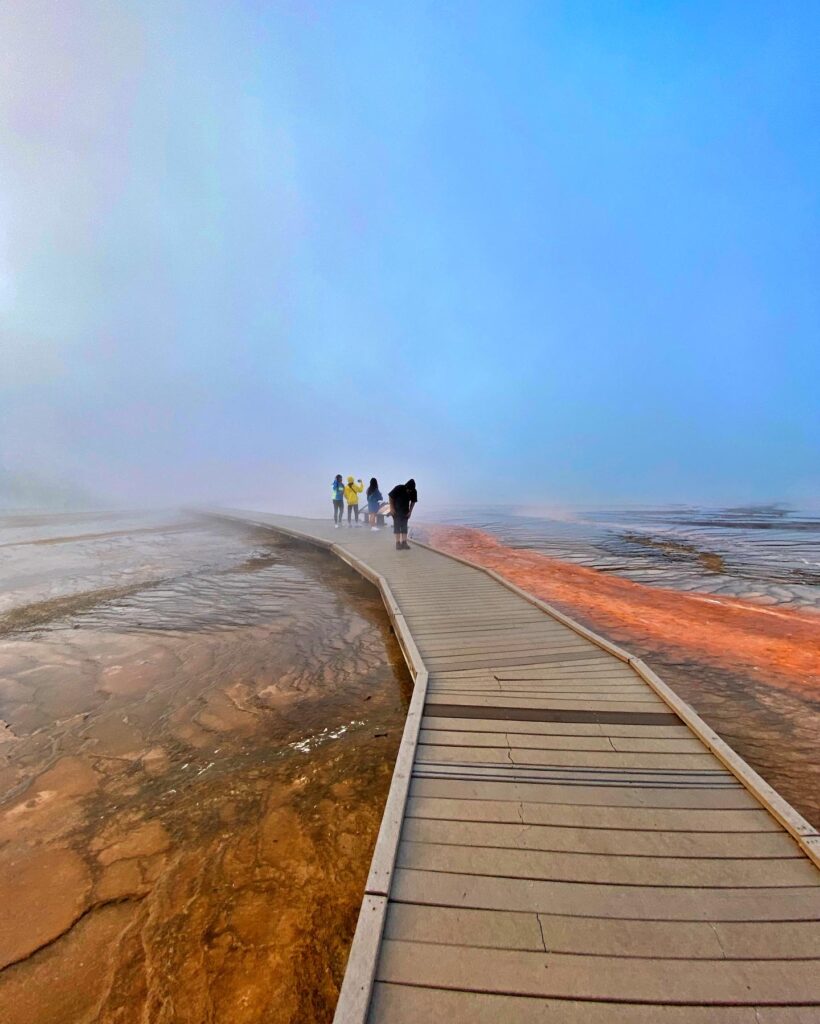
[331,475,417,550]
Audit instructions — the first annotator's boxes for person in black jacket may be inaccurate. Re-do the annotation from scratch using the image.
[388,479,417,550]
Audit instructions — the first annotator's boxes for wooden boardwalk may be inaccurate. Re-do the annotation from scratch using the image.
[218,512,820,1023]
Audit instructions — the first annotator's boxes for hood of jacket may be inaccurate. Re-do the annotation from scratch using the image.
[344,478,363,502]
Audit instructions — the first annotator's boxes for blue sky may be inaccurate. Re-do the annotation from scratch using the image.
[1,1,818,509]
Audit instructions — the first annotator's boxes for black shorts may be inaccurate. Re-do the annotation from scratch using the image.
[393,514,409,534]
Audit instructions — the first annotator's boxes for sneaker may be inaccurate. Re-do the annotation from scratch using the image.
[371,526,379,531]
[334,524,339,528]
[401,541,410,550]
[395,541,401,550]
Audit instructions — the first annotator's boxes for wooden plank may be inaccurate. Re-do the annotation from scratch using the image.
[425,697,668,710]
[420,734,708,754]
[419,636,586,652]
[428,672,637,684]
[427,689,668,704]
[400,817,801,858]
[418,636,593,654]
[421,649,600,664]
[414,764,734,791]
[714,917,820,958]
[416,745,718,770]
[402,591,535,599]
[420,716,693,738]
[398,596,533,609]
[424,691,657,702]
[415,762,727,787]
[421,659,638,675]
[405,796,781,832]
[390,867,820,920]
[428,680,628,689]
[436,666,644,678]
[418,730,705,753]
[390,596,525,608]
[402,609,547,622]
[426,685,649,697]
[423,642,595,657]
[437,661,632,675]
[404,607,536,620]
[609,735,706,752]
[420,642,606,654]
[424,691,665,707]
[425,689,666,705]
[409,618,575,633]
[422,703,679,725]
[368,985,764,1023]
[384,902,820,958]
[425,692,665,703]
[488,669,639,679]
[424,694,670,713]
[426,676,655,689]
[427,679,651,689]
[383,902,543,951]
[422,652,602,668]
[413,627,573,641]
[376,940,820,1003]
[409,777,761,809]
[407,611,578,625]
[425,689,654,699]
[396,840,818,887]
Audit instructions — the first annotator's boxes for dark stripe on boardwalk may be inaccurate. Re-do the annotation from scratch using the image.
[425,703,680,726]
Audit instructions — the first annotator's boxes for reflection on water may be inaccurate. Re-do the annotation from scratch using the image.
[0,514,411,1023]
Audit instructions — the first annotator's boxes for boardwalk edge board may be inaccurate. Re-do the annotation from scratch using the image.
[207,512,819,1022]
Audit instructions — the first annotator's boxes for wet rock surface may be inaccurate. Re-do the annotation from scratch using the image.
[0,514,410,1023]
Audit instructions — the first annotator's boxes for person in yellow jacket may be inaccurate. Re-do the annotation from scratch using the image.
[344,476,364,525]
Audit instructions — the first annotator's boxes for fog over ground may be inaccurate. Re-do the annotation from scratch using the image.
[2,2,818,512]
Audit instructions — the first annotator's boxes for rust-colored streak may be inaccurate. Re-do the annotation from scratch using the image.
[422,525,820,697]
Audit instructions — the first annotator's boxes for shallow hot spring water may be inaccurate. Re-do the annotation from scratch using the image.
[0,516,411,1024]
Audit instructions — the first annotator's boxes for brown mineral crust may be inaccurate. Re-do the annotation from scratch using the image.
[0,517,410,1023]
[0,902,140,1024]
[95,820,171,866]
[0,847,92,968]
[30,755,100,800]
[140,746,171,776]
[94,857,147,902]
